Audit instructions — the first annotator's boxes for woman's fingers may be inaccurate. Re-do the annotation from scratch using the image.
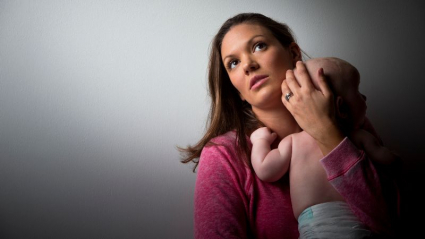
[316,68,332,98]
[281,60,334,136]
[281,61,344,155]
[283,61,317,102]
[285,68,300,94]
[293,61,315,90]
[281,79,293,107]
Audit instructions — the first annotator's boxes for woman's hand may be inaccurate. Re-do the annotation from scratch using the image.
[281,61,344,155]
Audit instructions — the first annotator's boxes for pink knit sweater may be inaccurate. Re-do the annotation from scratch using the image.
[194,131,395,238]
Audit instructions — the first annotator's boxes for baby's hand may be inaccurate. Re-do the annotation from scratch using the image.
[250,127,277,144]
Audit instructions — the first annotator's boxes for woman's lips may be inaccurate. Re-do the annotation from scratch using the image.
[250,75,269,90]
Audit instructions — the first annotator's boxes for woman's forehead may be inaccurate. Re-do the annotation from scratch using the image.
[221,24,274,55]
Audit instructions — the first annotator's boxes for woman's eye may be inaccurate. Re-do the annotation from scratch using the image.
[254,42,266,52]
[228,60,239,69]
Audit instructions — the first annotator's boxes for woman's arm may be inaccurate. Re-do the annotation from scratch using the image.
[350,127,402,236]
[281,61,399,237]
[320,138,396,237]
[195,141,250,238]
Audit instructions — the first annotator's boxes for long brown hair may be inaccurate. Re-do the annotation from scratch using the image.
[179,13,301,172]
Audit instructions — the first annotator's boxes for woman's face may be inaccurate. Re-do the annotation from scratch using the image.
[221,23,300,109]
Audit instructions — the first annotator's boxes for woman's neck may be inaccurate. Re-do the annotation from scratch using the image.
[253,103,302,141]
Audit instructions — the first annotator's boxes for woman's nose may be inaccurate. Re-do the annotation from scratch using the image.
[243,58,259,74]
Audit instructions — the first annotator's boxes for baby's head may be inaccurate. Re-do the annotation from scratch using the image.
[302,57,368,132]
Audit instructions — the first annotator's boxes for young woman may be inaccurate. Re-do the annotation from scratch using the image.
[180,13,398,239]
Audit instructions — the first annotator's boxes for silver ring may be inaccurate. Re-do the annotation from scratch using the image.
[285,92,293,102]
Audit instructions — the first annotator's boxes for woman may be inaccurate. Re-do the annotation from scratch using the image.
[180,13,398,238]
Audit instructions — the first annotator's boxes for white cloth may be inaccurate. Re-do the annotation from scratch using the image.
[298,201,372,239]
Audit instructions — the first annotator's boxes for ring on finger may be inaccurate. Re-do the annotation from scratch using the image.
[285,92,294,102]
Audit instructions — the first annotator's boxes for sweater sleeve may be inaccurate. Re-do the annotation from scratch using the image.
[194,141,251,239]
[320,137,395,237]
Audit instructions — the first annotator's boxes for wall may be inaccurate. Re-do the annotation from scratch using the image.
[1,0,423,238]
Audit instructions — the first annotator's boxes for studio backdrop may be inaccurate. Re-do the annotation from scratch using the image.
[1,0,423,238]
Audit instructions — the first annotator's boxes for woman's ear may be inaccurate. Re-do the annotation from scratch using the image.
[288,42,302,66]
[336,96,348,119]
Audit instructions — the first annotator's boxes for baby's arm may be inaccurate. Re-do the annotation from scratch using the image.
[350,129,399,166]
[250,127,292,182]
[361,117,383,145]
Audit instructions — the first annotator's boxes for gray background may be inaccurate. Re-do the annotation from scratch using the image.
[1,0,423,238]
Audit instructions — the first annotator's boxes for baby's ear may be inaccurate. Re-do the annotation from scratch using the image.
[336,96,348,119]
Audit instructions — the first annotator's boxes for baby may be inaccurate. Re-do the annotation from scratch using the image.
[250,57,397,238]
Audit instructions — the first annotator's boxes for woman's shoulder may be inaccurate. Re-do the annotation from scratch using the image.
[199,130,252,181]
[201,130,251,161]
[201,131,240,162]
[208,130,238,145]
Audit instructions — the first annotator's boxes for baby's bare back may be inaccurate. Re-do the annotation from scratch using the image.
[289,131,344,219]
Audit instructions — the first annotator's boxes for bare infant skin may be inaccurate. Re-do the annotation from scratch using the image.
[251,127,345,219]
[250,57,395,219]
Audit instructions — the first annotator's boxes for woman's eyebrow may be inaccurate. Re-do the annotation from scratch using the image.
[222,34,265,62]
